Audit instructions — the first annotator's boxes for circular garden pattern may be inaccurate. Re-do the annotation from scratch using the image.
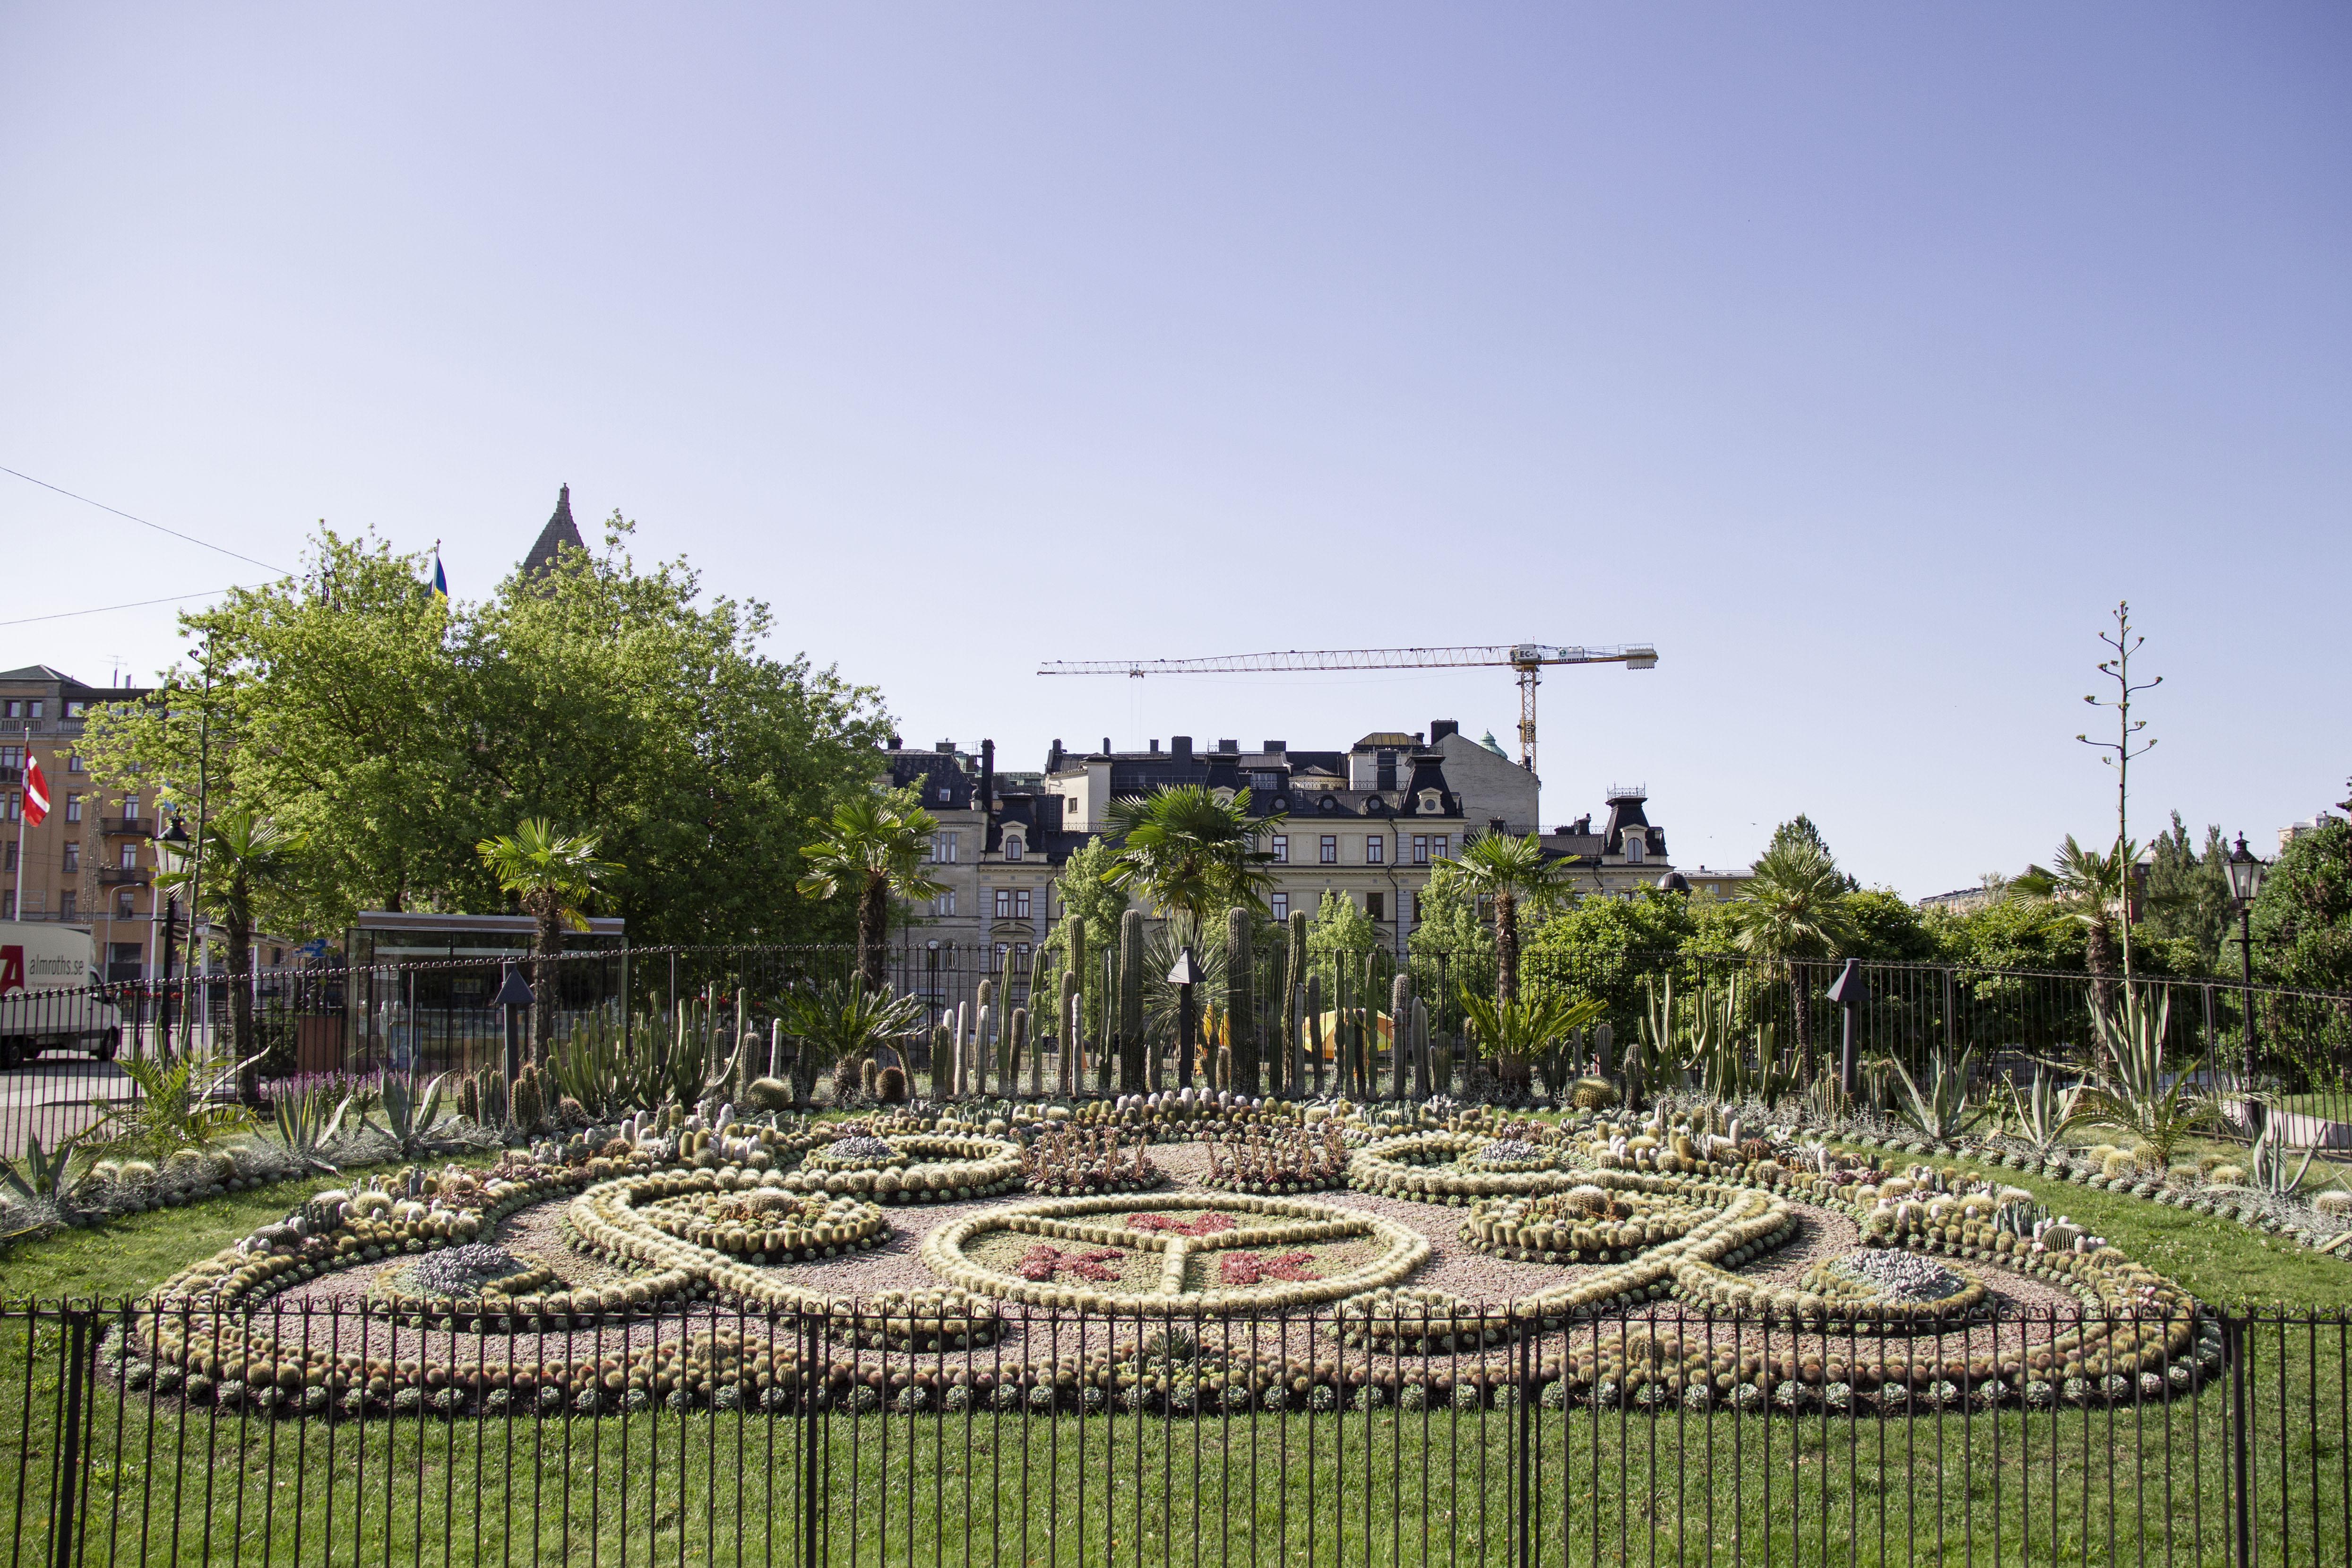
[117,1105,2219,1421]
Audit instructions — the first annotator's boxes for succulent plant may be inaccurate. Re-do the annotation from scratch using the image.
[1118,909,1146,1093]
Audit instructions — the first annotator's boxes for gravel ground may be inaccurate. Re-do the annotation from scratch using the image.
[162,1143,2094,1373]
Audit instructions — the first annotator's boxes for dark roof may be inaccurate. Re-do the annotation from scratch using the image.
[523,484,588,577]
[888,751,977,811]
[0,665,78,683]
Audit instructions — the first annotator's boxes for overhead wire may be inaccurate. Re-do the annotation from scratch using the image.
[0,587,247,628]
[0,463,291,575]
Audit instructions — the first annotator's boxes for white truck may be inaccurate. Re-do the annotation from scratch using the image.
[0,922,123,1068]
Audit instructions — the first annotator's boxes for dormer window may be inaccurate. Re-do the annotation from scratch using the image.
[1004,834,1024,861]
[1418,790,1443,813]
[1624,834,1645,865]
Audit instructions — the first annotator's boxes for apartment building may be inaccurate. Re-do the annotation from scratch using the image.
[880,724,1692,982]
[1,665,172,980]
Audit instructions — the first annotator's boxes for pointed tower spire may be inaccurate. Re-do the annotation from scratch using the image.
[522,482,587,578]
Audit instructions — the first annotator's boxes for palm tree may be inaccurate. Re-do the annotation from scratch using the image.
[1719,836,1856,1079]
[475,818,615,1057]
[1429,831,1572,1008]
[2013,835,2132,1015]
[1100,785,1284,943]
[156,805,298,1098]
[796,794,948,992]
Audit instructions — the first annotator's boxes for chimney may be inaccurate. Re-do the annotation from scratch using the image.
[1170,735,1192,758]
[1102,736,1112,753]
[1047,738,1065,774]
[887,733,902,750]
[935,740,956,753]
[1263,740,1285,754]
[1149,739,1161,754]
[980,739,995,819]
[1216,739,1237,753]
[1430,720,1459,742]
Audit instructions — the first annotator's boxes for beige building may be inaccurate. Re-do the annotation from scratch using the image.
[1,665,188,980]
[881,727,1695,981]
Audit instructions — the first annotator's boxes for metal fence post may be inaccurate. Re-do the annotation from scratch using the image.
[48,1306,90,1568]
[2224,1312,2254,1568]
[802,1310,822,1568]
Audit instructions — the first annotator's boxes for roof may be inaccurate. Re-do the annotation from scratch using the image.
[523,484,588,577]
[0,665,80,684]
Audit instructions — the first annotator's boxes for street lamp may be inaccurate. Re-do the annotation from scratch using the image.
[154,815,192,1058]
[2223,833,2268,1083]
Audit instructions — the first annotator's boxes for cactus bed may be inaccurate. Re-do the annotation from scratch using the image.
[109,1108,2219,1420]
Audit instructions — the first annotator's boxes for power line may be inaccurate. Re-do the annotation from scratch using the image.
[0,586,246,628]
[0,464,291,574]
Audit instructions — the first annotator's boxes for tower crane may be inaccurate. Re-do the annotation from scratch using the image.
[1036,643,1658,779]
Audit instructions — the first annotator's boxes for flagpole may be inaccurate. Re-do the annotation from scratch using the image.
[11,724,28,922]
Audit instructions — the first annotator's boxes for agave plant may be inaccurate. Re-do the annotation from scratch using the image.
[2075,985,2212,1167]
[2235,1098,2339,1200]
[271,1082,355,1174]
[1459,987,1608,1090]
[363,1071,448,1156]
[1889,1046,1990,1143]
[2002,1067,2085,1159]
[0,1131,87,1208]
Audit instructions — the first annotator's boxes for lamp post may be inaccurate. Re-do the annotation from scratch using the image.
[494,964,535,1088]
[154,815,192,1060]
[2223,833,2269,1084]
[1826,959,1869,1101]
[1167,947,1201,1091]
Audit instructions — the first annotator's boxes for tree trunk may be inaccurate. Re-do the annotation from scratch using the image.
[228,891,257,1103]
[2085,920,2120,1044]
[857,872,889,993]
[1495,890,1520,1006]
[533,907,561,1065]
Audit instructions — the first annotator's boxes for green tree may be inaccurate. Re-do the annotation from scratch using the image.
[796,790,949,992]
[2013,836,2133,1006]
[1840,888,1938,961]
[2141,813,2235,974]
[1038,835,1130,1037]
[1718,832,1857,1076]
[1521,887,1696,1048]
[475,818,616,1055]
[156,806,300,1096]
[2252,814,2352,995]
[1429,831,1575,1006]
[1306,888,1379,982]
[1407,871,1496,1024]
[1101,785,1284,944]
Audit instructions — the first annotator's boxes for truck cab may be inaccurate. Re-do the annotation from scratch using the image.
[0,922,125,1068]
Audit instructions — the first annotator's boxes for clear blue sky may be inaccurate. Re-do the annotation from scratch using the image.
[4,4,2345,897]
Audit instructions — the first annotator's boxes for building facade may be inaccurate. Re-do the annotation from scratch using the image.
[1,665,176,980]
[880,724,1695,977]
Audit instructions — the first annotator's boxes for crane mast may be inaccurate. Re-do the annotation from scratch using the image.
[1036,642,1658,779]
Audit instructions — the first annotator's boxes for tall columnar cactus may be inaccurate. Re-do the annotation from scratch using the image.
[975,980,996,1098]
[931,1023,953,1101]
[1304,973,1325,1096]
[1118,909,1146,1092]
[1058,970,1082,1094]
[1594,1021,1616,1088]
[1066,918,1089,1060]
[1225,906,1257,1096]
[1390,973,1413,1102]
[1013,1006,1034,1097]
[1412,998,1431,1100]
[1284,910,1309,1096]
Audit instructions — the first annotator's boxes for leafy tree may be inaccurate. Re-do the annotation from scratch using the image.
[796,789,949,992]
[1840,888,1938,961]
[2252,815,2352,996]
[1407,871,1496,1028]
[155,806,299,1096]
[1101,785,1284,944]
[1521,888,1697,1049]
[1038,835,1129,1037]
[475,818,616,1054]
[83,519,890,947]
[1718,832,1857,1076]
[1428,831,1576,1006]
[1767,815,1857,891]
[1306,889,1379,982]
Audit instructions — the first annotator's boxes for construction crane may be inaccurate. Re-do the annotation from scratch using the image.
[1036,643,1658,779]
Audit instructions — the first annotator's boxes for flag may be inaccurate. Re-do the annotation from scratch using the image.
[22,750,48,827]
[431,550,449,604]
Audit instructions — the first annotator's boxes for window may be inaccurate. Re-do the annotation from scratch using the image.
[1250,771,1282,792]
[66,753,83,774]
[116,890,135,919]
[65,702,85,719]
[65,793,82,823]
[1366,892,1385,921]
[1,891,11,918]
[119,844,137,870]
[1270,891,1288,922]
[1411,891,1424,922]
[1319,835,1338,864]
[936,785,952,803]
[1270,835,1288,864]
[5,793,17,822]
[60,891,77,919]
[1626,836,1646,865]
[121,798,139,822]
[62,842,80,873]
[1,701,17,719]
[0,745,17,769]
[27,702,42,720]
[1366,835,1384,865]
[995,888,1011,919]
[1412,835,1429,864]
[1375,751,1397,791]
[931,831,959,864]
[993,887,1032,920]
[1004,834,1024,861]
[1432,836,1449,862]
[992,942,1008,973]
[931,889,957,917]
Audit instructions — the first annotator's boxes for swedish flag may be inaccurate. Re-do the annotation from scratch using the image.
[431,549,448,604]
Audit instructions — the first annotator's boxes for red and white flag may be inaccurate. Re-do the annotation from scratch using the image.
[21,751,49,827]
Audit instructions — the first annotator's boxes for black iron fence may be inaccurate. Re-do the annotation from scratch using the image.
[0,1298,2343,1565]
[5,941,2351,1157]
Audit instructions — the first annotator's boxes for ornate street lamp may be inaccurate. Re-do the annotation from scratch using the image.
[154,815,192,1057]
[2223,833,2269,1082]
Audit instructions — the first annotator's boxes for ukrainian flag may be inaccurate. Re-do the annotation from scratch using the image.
[431,550,448,604]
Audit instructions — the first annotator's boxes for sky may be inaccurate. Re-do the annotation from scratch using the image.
[3,3,2346,898]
